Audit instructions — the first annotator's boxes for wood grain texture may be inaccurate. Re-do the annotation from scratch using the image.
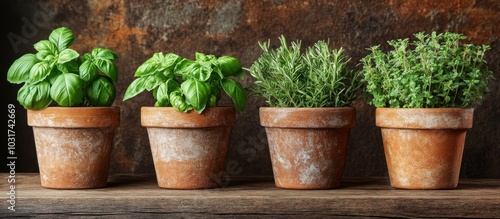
[2,173,499,218]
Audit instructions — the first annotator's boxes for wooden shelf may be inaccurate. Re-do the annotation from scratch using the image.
[3,173,500,218]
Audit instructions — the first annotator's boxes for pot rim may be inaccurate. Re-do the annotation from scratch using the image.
[28,106,120,128]
[375,107,474,129]
[259,106,356,128]
[141,106,236,128]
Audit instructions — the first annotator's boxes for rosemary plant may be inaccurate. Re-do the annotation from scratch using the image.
[248,35,362,107]
[361,31,493,108]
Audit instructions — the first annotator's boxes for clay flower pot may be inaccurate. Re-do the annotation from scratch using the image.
[376,108,474,189]
[260,107,356,189]
[28,107,120,189]
[141,107,235,189]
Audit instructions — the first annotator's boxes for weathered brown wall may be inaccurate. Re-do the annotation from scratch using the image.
[3,0,499,178]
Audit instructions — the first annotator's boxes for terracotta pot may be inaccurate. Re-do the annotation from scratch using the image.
[376,108,474,189]
[141,107,235,189]
[260,107,356,189]
[28,107,120,189]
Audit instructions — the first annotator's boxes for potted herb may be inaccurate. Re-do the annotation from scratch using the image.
[361,31,493,189]
[123,52,246,189]
[248,36,362,189]
[6,26,120,189]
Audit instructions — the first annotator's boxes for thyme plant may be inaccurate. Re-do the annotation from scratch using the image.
[361,31,493,108]
[248,35,362,107]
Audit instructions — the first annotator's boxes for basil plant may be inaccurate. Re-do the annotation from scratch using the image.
[123,52,247,114]
[7,27,118,110]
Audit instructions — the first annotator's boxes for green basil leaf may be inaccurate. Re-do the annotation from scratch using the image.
[35,52,50,62]
[206,54,217,61]
[56,63,70,73]
[48,27,74,52]
[154,100,171,107]
[162,53,182,69]
[185,67,209,82]
[34,40,58,60]
[156,83,170,104]
[41,54,57,62]
[123,77,147,101]
[17,82,52,110]
[79,59,98,82]
[151,52,164,63]
[195,52,207,61]
[85,76,116,106]
[64,59,80,73]
[47,68,62,84]
[155,78,180,102]
[80,53,92,62]
[170,91,191,112]
[95,58,118,82]
[208,75,222,100]
[166,78,181,91]
[162,68,174,79]
[181,79,210,114]
[144,73,164,91]
[175,59,211,81]
[50,73,83,106]
[221,77,247,113]
[92,48,118,60]
[174,59,199,78]
[195,52,216,62]
[156,78,181,103]
[34,40,58,54]
[218,56,244,78]
[212,64,225,78]
[135,62,159,77]
[195,63,213,81]
[208,94,217,107]
[29,62,52,84]
[58,48,79,64]
[7,54,40,84]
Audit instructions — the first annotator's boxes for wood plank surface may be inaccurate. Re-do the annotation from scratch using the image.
[1,173,499,218]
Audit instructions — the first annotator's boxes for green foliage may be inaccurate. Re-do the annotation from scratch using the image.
[123,52,247,114]
[248,35,362,107]
[7,27,119,110]
[361,31,493,108]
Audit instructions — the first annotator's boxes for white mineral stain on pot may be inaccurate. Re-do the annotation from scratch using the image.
[33,127,113,188]
[298,132,333,185]
[328,117,349,127]
[275,153,291,170]
[267,129,292,170]
[300,164,322,184]
[296,147,316,184]
[148,128,211,162]
[400,113,460,128]
[271,110,290,126]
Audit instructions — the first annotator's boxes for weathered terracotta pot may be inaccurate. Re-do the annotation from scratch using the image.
[260,107,356,189]
[141,107,235,189]
[28,107,120,189]
[376,108,474,189]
